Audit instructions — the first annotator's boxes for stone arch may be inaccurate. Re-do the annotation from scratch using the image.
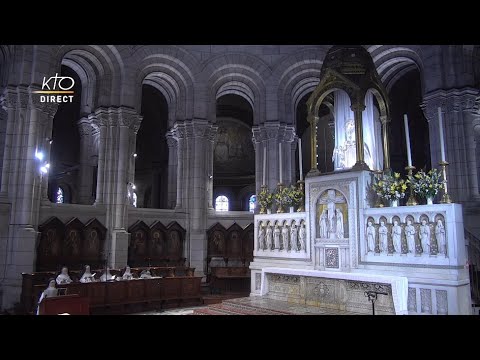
[200,52,270,125]
[270,47,328,125]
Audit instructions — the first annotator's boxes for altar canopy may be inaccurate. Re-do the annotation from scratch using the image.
[333,90,383,170]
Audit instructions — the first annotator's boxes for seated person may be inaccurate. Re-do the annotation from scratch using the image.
[139,268,152,279]
[99,267,115,282]
[122,265,134,280]
[37,279,58,315]
[80,265,96,283]
[56,267,73,285]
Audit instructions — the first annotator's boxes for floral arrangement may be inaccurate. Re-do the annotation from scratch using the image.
[274,186,293,207]
[288,185,304,207]
[372,172,407,200]
[407,169,443,199]
[258,187,274,209]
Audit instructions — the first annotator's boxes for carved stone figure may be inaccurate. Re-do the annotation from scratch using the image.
[366,221,376,253]
[335,208,344,239]
[379,221,388,253]
[273,225,281,250]
[265,224,273,250]
[405,220,416,254]
[435,219,446,255]
[290,222,298,251]
[327,191,336,238]
[319,210,328,239]
[258,224,266,250]
[80,265,95,283]
[281,224,289,250]
[56,267,72,285]
[392,220,402,253]
[298,223,306,252]
[420,219,431,254]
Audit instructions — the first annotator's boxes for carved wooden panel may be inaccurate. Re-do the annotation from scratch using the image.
[227,223,243,259]
[242,223,254,261]
[150,221,168,262]
[207,223,227,258]
[36,217,65,271]
[166,221,186,265]
[83,218,106,269]
[128,221,150,267]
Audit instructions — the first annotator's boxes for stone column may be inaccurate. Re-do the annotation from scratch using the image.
[252,126,267,195]
[351,103,369,171]
[173,122,185,210]
[77,117,94,205]
[307,115,320,176]
[90,107,142,268]
[422,89,480,202]
[380,115,391,173]
[206,126,217,210]
[165,130,178,209]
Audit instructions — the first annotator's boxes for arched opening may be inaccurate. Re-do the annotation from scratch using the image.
[388,69,430,174]
[134,84,169,209]
[48,65,82,204]
[248,194,256,212]
[213,94,255,211]
[215,195,229,212]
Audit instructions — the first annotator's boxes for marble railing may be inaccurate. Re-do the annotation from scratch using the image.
[254,212,309,259]
[361,203,466,267]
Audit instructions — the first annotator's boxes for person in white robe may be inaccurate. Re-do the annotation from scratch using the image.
[56,267,73,285]
[80,265,96,283]
[100,267,115,281]
[37,279,58,315]
[122,265,134,280]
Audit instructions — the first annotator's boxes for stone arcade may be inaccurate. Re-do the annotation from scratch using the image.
[0,45,478,314]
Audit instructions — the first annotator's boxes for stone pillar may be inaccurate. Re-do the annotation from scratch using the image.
[351,103,369,171]
[90,107,142,268]
[380,115,391,173]
[0,86,56,309]
[422,88,480,202]
[173,123,185,210]
[77,117,94,205]
[307,115,320,176]
[206,126,217,210]
[252,126,267,195]
[165,130,178,209]
[290,136,298,184]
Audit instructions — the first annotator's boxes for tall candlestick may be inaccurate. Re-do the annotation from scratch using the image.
[403,114,412,167]
[438,107,446,162]
[298,137,303,181]
[262,145,266,186]
[279,142,282,184]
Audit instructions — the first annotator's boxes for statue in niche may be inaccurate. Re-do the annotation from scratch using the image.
[435,219,446,255]
[134,231,146,255]
[392,220,402,253]
[258,223,265,250]
[281,224,289,251]
[366,221,376,253]
[319,210,328,239]
[318,189,347,239]
[405,220,416,254]
[80,265,96,283]
[335,209,344,239]
[290,222,298,252]
[273,224,281,250]
[212,231,224,253]
[298,223,306,251]
[66,230,80,256]
[265,223,273,250]
[420,219,431,254]
[378,221,388,253]
[56,267,73,285]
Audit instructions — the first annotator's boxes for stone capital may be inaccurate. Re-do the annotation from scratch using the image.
[350,103,366,112]
[1,87,18,110]
[77,117,93,137]
[165,130,178,148]
[421,88,480,121]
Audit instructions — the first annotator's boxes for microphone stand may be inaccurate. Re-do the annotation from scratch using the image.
[364,290,388,315]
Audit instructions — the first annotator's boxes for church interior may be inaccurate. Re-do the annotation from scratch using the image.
[0,44,479,315]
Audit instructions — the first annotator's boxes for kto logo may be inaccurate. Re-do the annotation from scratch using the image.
[33,73,75,103]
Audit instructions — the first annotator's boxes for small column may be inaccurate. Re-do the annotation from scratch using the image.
[380,115,391,173]
[173,122,185,210]
[307,114,320,176]
[351,102,369,171]
[206,125,217,209]
[77,117,94,205]
[165,130,178,209]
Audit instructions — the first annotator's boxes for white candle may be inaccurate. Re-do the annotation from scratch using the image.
[298,137,303,181]
[279,142,282,184]
[262,145,266,186]
[403,114,412,167]
[438,107,446,162]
